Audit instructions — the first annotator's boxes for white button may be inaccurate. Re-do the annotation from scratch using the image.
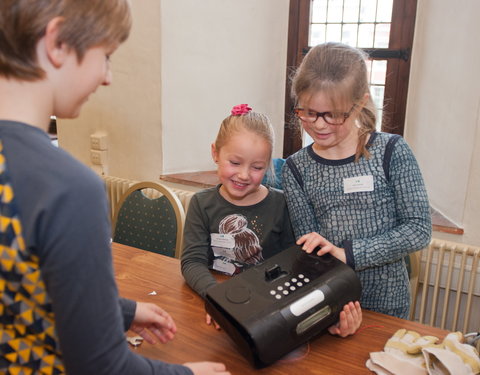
[291,278,297,282]
[283,290,289,295]
[285,282,291,287]
[277,286,283,291]
[304,278,310,283]
[270,290,276,295]
[275,294,282,299]
[297,282,303,287]
[298,274,304,278]
[290,286,296,291]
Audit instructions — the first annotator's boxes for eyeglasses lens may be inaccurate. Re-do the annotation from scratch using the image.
[294,109,345,125]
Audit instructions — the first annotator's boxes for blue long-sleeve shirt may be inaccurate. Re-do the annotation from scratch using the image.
[0,121,192,375]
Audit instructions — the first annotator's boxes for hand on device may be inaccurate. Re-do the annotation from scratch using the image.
[206,313,221,330]
[328,301,362,337]
[297,232,346,263]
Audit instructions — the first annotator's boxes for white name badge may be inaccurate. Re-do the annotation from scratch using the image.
[211,233,235,249]
[213,258,236,275]
[343,175,374,194]
[212,246,236,260]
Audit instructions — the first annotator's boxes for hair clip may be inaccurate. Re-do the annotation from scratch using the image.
[231,104,252,116]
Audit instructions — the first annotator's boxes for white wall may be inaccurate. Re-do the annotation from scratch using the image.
[405,0,480,246]
[57,0,289,179]
[58,0,163,180]
[161,0,289,173]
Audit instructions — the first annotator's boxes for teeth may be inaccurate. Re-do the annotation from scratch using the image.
[232,181,247,187]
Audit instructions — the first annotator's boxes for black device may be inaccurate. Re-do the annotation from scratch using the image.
[205,245,362,368]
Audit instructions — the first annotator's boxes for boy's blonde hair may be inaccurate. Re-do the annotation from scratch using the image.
[292,42,377,161]
[0,0,132,80]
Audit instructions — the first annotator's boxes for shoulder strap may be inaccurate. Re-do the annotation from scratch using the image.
[383,134,402,182]
[285,156,304,190]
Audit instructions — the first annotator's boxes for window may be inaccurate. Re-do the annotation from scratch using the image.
[283,0,417,156]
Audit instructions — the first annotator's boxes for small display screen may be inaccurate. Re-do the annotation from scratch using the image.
[296,305,331,335]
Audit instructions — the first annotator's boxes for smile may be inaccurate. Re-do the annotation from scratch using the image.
[314,132,331,139]
[231,180,248,188]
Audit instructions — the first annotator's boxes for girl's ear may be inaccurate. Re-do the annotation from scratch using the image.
[359,92,370,108]
[211,143,218,163]
[44,17,69,68]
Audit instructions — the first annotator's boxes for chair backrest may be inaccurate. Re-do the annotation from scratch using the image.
[409,238,480,333]
[407,250,421,319]
[112,181,185,258]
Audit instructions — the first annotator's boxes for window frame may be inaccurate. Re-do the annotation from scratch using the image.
[283,0,418,157]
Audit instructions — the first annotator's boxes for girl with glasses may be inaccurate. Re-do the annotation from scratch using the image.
[282,42,432,319]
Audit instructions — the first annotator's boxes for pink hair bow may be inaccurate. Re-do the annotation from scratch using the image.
[231,104,252,116]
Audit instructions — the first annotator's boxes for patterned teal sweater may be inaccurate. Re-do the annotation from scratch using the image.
[282,132,431,318]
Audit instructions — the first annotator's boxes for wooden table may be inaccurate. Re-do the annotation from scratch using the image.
[113,242,448,374]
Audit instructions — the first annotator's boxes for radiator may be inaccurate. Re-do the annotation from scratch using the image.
[412,238,480,333]
[101,175,195,222]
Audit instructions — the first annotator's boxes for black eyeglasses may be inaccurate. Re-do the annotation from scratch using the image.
[293,104,356,125]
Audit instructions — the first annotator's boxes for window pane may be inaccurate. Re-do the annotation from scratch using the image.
[371,85,385,110]
[365,59,373,82]
[376,109,383,131]
[310,24,326,46]
[312,0,328,23]
[370,60,387,85]
[376,0,393,22]
[357,23,375,48]
[360,0,377,22]
[374,23,390,48]
[371,85,385,131]
[326,23,342,42]
[343,0,360,23]
[327,0,344,22]
[342,24,358,46]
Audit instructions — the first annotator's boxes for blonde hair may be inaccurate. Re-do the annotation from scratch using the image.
[0,0,132,81]
[214,110,275,184]
[292,42,377,161]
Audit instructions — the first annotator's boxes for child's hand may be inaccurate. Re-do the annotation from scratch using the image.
[296,232,346,263]
[130,302,177,344]
[184,361,231,375]
[206,313,221,330]
[328,301,362,337]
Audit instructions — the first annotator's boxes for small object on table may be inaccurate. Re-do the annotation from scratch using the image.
[126,336,144,347]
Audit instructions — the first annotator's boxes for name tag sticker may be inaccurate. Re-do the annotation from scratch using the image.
[213,258,236,275]
[343,175,374,194]
[211,233,235,249]
[212,246,235,259]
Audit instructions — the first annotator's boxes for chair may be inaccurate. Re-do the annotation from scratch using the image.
[112,181,185,258]
[407,250,421,319]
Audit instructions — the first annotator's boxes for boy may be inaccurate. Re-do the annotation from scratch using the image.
[0,1,229,374]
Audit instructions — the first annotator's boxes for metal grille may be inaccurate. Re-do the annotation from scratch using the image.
[411,239,480,333]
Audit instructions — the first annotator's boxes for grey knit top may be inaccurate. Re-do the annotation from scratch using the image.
[282,132,431,318]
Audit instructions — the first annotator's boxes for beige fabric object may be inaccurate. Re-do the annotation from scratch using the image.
[366,358,395,375]
[368,351,427,375]
[365,330,480,375]
[423,347,469,375]
[422,332,480,375]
